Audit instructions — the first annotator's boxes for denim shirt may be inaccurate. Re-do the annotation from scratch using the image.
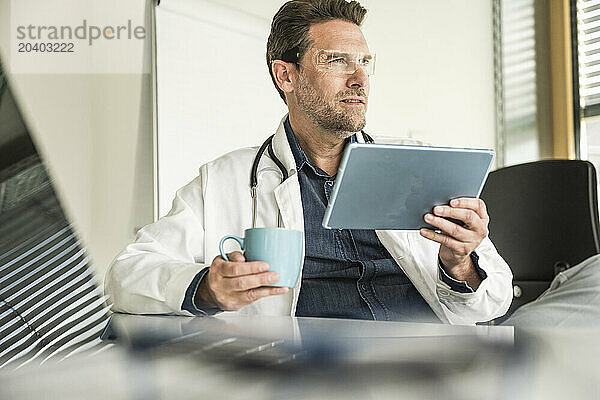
[181,119,485,317]
[285,120,441,322]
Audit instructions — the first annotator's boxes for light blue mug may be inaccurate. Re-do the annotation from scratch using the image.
[219,228,303,288]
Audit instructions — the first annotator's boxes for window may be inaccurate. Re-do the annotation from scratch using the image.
[576,0,600,171]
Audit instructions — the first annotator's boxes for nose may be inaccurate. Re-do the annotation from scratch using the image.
[346,65,369,90]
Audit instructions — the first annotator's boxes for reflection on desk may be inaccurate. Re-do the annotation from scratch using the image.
[1,314,598,400]
[105,313,515,368]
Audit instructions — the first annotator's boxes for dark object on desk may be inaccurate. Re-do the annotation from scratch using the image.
[480,160,600,323]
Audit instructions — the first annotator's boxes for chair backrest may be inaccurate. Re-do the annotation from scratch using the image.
[480,160,600,319]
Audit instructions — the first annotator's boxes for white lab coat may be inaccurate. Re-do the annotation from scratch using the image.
[105,117,513,325]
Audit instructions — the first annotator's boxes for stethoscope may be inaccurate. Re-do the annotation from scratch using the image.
[250,130,375,228]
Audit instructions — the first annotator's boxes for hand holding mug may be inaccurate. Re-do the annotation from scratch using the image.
[195,251,288,312]
[196,227,303,312]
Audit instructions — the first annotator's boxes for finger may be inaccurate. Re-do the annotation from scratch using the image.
[224,272,280,291]
[419,228,472,256]
[243,286,289,304]
[220,261,270,277]
[227,251,246,263]
[424,213,471,240]
[431,206,483,231]
[450,198,488,220]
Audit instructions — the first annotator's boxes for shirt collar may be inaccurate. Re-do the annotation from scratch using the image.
[284,116,310,171]
[284,116,356,177]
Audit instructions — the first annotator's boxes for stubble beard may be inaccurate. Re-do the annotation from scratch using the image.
[295,71,367,139]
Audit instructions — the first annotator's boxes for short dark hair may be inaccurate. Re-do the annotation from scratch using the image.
[266,0,367,104]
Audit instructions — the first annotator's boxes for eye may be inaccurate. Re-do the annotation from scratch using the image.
[329,57,348,65]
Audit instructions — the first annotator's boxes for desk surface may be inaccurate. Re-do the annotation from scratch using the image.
[107,312,515,341]
[1,314,598,400]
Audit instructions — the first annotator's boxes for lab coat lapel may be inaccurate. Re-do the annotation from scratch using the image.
[268,116,305,315]
[269,115,304,232]
[376,231,450,323]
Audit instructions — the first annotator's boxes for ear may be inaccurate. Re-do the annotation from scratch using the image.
[271,60,296,95]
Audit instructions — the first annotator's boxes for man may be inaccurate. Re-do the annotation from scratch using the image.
[105,0,512,324]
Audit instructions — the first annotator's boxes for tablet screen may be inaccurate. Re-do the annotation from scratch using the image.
[322,143,494,230]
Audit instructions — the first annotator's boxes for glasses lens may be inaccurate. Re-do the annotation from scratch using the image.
[359,54,375,75]
[314,50,375,76]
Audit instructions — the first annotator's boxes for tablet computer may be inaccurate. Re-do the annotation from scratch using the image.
[322,143,494,230]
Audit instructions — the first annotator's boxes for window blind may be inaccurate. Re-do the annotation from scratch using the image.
[502,0,537,130]
[494,0,540,166]
[578,0,600,115]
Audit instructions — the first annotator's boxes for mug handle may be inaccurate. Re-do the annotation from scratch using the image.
[219,235,245,261]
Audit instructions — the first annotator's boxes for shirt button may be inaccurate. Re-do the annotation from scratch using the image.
[360,283,368,291]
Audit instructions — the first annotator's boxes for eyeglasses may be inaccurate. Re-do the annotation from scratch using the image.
[277,48,376,76]
[313,49,376,76]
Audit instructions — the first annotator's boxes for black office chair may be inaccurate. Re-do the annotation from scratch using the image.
[480,160,600,322]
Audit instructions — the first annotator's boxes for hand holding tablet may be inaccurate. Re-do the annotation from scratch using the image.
[420,197,490,287]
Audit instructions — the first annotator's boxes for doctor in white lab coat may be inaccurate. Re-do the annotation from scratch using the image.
[105,0,513,325]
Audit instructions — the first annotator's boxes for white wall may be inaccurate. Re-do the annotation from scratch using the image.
[205,0,496,149]
[361,0,495,149]
[156,0,288,217]
[0,0,154,278]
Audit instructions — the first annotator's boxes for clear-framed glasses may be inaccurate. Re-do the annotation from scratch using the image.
[312,49,376,76]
